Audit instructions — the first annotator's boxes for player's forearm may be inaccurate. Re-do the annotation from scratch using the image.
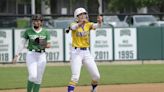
[70,24,79,30]
[16,38,27,56]
[92,16,102,28]
[92,23,101,29]
[70,20,86,30]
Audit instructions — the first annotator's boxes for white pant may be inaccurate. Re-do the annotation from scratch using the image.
[70,48,100,83]
[26,51,46,84]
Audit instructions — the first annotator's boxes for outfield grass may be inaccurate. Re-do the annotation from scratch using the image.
[0,64,164,89]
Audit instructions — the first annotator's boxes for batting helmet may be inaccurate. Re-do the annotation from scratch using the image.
[32,14,43,21]
[74,8,88,21]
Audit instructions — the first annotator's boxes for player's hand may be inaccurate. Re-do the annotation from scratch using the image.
[12,55,19,64]
[78,16,88,26]
[97,15,103,24]
[78,19,85,25]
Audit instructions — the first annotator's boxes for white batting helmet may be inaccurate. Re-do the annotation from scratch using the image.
[74,7,88,21]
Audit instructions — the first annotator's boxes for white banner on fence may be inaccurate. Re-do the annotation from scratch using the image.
[90,28,113,60]
[114,28,137,60]
[0,29,13,62]
[65,31,72,61]
[14,29,64,62]
[46,29,63,61]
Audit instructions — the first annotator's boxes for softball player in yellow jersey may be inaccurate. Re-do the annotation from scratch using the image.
[67,8,103,92]
[12,14,51,92]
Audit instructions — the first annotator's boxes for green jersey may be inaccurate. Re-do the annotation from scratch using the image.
[23,28,50,50]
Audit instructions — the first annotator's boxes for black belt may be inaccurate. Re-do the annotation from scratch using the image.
[29,49,45,53]
[74,47,88,50]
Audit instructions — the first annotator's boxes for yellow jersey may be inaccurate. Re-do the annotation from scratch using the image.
[71,22,94,48]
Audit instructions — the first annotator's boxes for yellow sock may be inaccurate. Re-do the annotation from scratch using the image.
[69,81,76,86]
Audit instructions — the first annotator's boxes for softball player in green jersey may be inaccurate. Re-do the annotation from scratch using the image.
[12,14,51,92]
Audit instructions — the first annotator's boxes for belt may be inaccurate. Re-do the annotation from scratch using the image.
[74,47,88,50]
[29,49,45,53]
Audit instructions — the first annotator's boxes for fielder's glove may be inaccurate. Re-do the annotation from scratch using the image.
[34,37,47,49]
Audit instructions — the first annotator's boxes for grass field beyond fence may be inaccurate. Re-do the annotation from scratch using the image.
[0,64,164,90]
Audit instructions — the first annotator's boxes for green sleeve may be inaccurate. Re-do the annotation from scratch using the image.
[23,29,29,39]
[46,30,51,43]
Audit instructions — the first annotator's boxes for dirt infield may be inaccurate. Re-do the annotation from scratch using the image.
[0,83,164,92]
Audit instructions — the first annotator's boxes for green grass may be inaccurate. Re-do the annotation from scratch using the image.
[0,64,164,90]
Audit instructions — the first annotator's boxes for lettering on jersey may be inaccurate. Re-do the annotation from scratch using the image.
[49,31,57,37]
[29,35,46,39]
[0,31,6,38]
[120,29,131,36]
[96,30,106,37]
[76,31,89,37]
[39,35,46,39]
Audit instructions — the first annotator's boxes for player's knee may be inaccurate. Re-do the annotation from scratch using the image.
[94,74,100,81]
[29,75,37,82]
[71,77,79,83]
[71,75,80,83]
[34,79,42,84]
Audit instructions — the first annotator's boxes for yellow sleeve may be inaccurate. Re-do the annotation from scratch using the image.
[89,22,96,30]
